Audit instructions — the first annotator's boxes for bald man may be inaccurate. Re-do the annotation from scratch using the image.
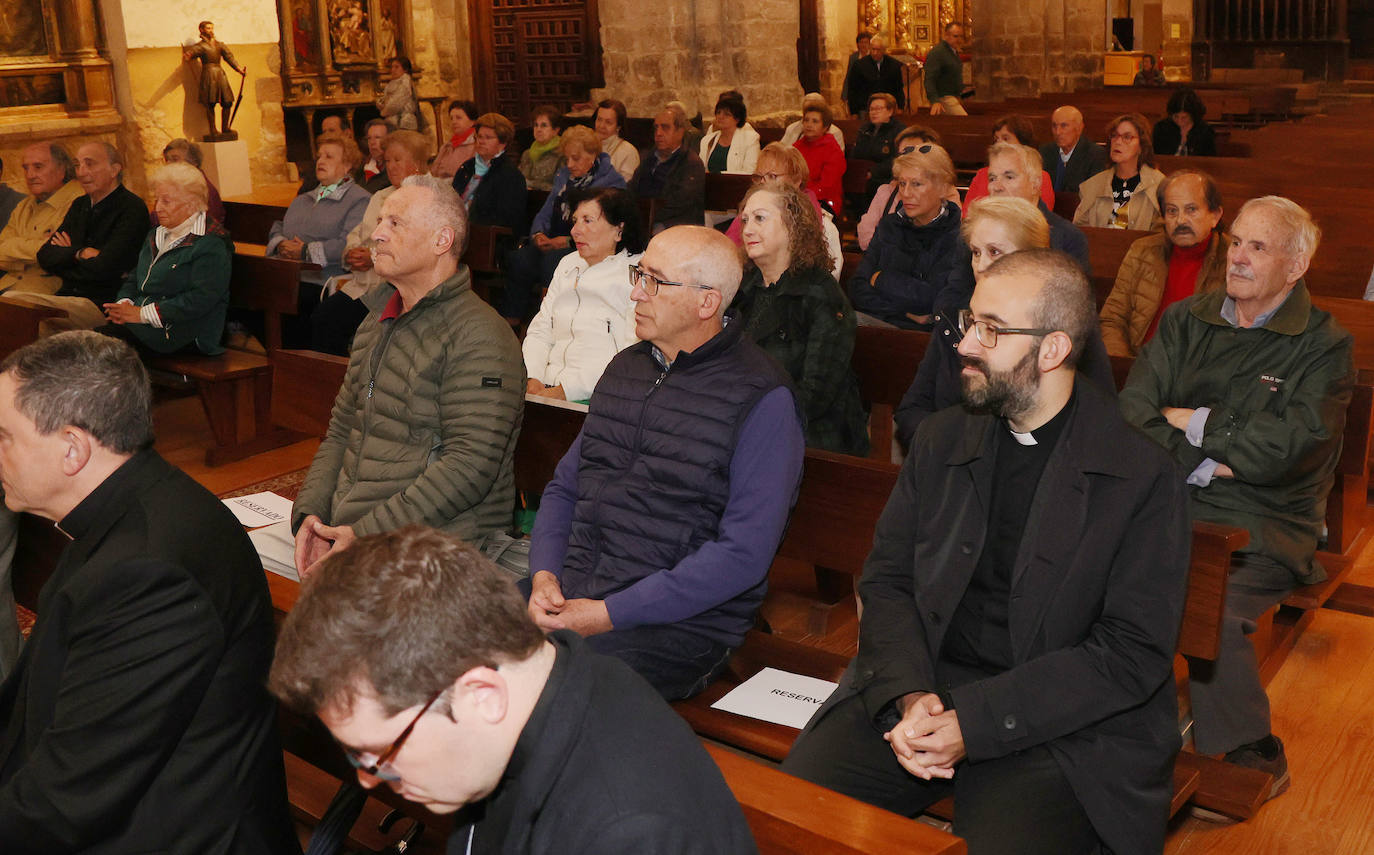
[526,226,804,700]
[1039,106,1107,195]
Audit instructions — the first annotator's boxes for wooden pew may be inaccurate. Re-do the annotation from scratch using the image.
[222,200,286,245]
[1078,226,1152,306]
[0,301,67,360]
[704,172,753,214]
[851,326,930,460]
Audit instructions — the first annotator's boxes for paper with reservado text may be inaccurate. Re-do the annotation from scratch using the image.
[710,667,838,729]
[222,491,294,528]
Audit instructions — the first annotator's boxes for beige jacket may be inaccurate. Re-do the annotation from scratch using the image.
[0,181,84,294]
[1073,165,1165,232]
[1099,230,1230,357]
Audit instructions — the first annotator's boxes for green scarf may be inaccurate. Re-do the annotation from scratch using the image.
[527,134,562,164]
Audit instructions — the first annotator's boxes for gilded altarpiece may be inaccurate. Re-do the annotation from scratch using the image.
[276,0,413,104]
[859,0,971,54]
[0,0,117,120]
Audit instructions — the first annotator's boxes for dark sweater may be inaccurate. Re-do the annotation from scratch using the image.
[35,184,149,305]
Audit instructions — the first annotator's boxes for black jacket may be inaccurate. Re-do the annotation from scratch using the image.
[454,631,757,854]
[453,152,530,235]
[807,376,1190,855]
[1152,118,1217,157]
[631,147,706,231]
[0,450,298,854]
[852,120,906,163]
[35,183,148,305]
[849,200,963,327]
[848,55,907,114]
[1038,138,1108,195]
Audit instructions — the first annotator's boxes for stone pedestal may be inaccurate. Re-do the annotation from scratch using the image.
[202,138,253,198]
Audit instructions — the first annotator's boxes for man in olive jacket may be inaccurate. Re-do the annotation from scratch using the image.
[784,250,1191,855]
[1120,195,1353,800]
[293,175,525,576]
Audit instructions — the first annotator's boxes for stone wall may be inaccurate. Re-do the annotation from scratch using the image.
[593,0,803,124]
[974,0,1109,98]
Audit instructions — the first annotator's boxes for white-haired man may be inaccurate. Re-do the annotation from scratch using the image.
[293,175,525,576]
[1120,196,1355,803]
[1039,106,1106,195]
[526,226,804,700]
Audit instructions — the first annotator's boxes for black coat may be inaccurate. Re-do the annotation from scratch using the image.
[849,201,963,328]
[810,376,1190,855]
[893,312,1119,448]
[1038,138,1108,195]
[453,151,530,235]
[0,450,298,854]
[34,183,148,305]
[454,631,757,854]
[1152,118,1217,157]
[848,55,907,115]
[852,120,906,163]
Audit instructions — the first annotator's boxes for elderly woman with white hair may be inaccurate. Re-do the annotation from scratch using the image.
[100,162,234,355]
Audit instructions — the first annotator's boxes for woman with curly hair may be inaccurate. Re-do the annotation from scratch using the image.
[733,179,869,455]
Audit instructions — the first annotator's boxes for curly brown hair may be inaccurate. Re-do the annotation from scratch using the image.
[740,178,833,275]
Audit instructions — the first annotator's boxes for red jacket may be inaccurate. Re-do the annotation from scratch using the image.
[793,133,847,212]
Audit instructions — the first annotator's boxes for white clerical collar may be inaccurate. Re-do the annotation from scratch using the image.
[1008,426,1037,446]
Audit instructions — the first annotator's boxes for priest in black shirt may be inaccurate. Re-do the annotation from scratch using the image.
[782,249,1191,855]
[21,141,148,333]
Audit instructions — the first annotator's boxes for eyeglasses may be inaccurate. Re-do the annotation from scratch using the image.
[628,263,716,297]
[341,689,444,783]
[1109,132,1139,142]
[956,308,1053,349]
[751,171,785,184]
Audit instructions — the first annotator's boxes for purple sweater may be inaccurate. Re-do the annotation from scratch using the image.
[530,386,804,633]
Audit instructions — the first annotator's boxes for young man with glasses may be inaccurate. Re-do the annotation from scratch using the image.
[271,526,757,853]
[782,249,1191,855]
[524,225,804,701]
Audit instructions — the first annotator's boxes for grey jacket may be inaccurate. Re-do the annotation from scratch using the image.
[293,266,525,540]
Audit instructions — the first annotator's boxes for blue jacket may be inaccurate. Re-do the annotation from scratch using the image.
[531,153,626,238]
[849,200,963,328]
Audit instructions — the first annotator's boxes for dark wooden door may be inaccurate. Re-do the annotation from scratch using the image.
[470,0,602,122]
[797,0,820,93]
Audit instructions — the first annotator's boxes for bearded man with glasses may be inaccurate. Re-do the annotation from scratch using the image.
[523,225,804,701]
[783,249,1191,855]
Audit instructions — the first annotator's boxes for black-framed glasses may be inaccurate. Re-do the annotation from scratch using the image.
[751,171,785,184]
[628,263,716,297]
[342,688,444,783]
[956,308,1054,349]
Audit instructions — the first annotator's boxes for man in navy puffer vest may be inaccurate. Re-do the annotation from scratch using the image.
[526,225,805,700]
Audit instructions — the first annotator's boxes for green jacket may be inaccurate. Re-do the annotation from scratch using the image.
[923,40,962,101]
[293,267,526,540]
[116,222,234,354]
[733,265,869,456]
[1119,282,1354,583]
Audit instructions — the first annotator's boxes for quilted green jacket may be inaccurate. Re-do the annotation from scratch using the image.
[293,267,525,540]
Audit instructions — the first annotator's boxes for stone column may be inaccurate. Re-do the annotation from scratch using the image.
[55,0,102,59]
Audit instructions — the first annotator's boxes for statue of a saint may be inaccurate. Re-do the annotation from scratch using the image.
[183,21,247,141]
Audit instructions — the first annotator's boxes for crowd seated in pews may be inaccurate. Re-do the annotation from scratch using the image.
[523,187,644,404]
[0,143,83,295]
[962,114,1055,213]
[504,125,626,327]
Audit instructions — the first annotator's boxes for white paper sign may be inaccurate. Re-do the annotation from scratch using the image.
[709,667,839,729]
[223,491,294,528]
[249,520,299,582]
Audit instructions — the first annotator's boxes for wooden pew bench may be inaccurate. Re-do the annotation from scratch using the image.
[851,325,930,460]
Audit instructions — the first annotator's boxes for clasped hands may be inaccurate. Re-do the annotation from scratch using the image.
[293,514,358,578]
[276,237,307,260]
[526,569,612,636]
[48,231,100,259]
[885,692,966,780]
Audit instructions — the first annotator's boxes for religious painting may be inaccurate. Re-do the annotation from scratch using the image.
[0,73,64,108]
[0,0,50,61]
[915,25,930,40]
[328,0,374,66]
[376,0,403,63]
[915,4,931,20]
[290,0,321,70]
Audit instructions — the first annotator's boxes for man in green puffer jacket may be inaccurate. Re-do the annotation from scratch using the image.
[292,175,525,576]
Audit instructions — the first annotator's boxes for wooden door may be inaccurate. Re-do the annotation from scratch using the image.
[470,0,602,122]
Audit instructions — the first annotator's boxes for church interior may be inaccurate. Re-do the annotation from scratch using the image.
[2,0,1374,851]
